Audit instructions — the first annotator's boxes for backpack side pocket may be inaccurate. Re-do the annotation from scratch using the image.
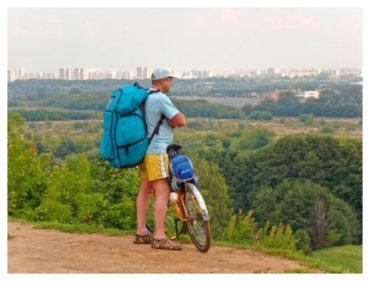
[100,110,116,161]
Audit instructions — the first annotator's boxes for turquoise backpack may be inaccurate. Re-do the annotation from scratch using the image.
[100,83,165,168]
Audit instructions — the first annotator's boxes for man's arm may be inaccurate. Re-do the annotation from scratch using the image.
[169,112,186,128]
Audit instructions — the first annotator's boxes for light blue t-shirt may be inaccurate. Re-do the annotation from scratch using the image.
[145,90,179,154]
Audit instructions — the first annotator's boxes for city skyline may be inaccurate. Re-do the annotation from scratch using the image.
[7,7,363,73]
[7,65,362,82]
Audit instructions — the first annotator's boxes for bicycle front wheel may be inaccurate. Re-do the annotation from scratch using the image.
[184,183,211,253]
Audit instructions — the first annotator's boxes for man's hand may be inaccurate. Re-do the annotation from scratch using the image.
[168,112,186,128]
[168,118,176,128]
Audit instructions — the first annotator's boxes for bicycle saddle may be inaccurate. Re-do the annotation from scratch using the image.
[166,143,182,153]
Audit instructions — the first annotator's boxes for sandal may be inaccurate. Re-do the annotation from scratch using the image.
[133,233,154,244]
[151,237,182,251]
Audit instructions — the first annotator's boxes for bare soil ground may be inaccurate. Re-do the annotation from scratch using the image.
[8,221,324,274]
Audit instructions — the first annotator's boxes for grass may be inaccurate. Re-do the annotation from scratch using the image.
[34,221,131,236]
[248,244,363,273]
[310,245,363,273]
[283,268,315,273]
[24,116,362,140]
[208,240,360,273]
[8,217,132,236]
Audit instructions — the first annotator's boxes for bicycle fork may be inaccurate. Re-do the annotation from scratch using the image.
[170,192,188,238]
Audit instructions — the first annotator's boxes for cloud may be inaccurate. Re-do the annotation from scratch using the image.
[257,10,330,37]
[9,16,68,43]
[10,22,28,38]
[220,8,239,25]
[216,9,251,36]
[82,18,98,42]
[42,18,68,43]
[292,12,316,28]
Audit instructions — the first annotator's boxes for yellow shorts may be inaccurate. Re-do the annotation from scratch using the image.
[139,154,170,181]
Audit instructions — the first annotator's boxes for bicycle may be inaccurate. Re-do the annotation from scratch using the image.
[145,144,212,253]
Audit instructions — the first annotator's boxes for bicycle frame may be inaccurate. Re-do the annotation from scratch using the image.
[145,143,211,252]
[172,183,210,222]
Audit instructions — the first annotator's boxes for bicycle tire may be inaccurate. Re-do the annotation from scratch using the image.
[146,194,186,239]
[184,183,211,253]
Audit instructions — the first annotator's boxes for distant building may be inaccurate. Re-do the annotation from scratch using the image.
[7,68,25,82]
[121,71,134,79]
[80,68,89,80]
[59,68,74,80]
[196,82,215,89]
[295,90,320,102]
[266,68,280,75]
[250,91,259,98]
[88,69,102,80]
[136,66,151,79]
[190,70,213,79]
[261,89,279,101]
[8,69,17,82]
[42,72,58,79]
[322,69,340,77]
[7,66,363,82]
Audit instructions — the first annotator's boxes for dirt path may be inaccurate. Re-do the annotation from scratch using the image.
[8,221,323,274]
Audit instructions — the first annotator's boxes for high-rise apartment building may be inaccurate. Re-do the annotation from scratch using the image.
[136,67,143,79]
[59,68,74,80]
[7,68,25,82]
[8,69,17,82]
[136,66,151,79]
[88,69,102,80]
[142,67,151,79]
[80,68,89,80]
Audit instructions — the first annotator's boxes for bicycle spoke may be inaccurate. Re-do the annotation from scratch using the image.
[184,183,211,252]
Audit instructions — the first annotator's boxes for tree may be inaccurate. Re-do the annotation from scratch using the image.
[277,91,301,107]
[306,197,334,249]
[8,112,51,218]
[251,179,360,249]
[229,129,275,151]
[191,156,232,239]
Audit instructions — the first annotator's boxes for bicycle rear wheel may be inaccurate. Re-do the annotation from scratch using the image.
[184,183,211,253]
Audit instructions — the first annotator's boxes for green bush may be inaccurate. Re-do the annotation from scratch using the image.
[321,126,335,134]
[34,199,73,223]
[299,114,314,125]
[248,111,273,121]
[224,210,300,253]
[225,210,257,245]
[325,229,342,247]
[294,229,312,255]
[99,200,136,230]
[255,221,298,251]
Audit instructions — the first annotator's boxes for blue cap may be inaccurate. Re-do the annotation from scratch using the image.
[151,66,177,80]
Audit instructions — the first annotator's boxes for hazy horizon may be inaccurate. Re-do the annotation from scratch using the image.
[7,7,362,73]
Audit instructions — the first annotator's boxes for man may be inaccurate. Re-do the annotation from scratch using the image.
[134,66,186,251]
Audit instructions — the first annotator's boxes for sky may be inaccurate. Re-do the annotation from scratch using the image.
[6,5,363,74]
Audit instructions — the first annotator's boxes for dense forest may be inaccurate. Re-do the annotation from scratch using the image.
[7,76,363,254]
[8,77,362,119]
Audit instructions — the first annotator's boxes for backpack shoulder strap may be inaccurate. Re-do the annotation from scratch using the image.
[148,114,166,145]
[145,88,166,145]
[148,88,160,95]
